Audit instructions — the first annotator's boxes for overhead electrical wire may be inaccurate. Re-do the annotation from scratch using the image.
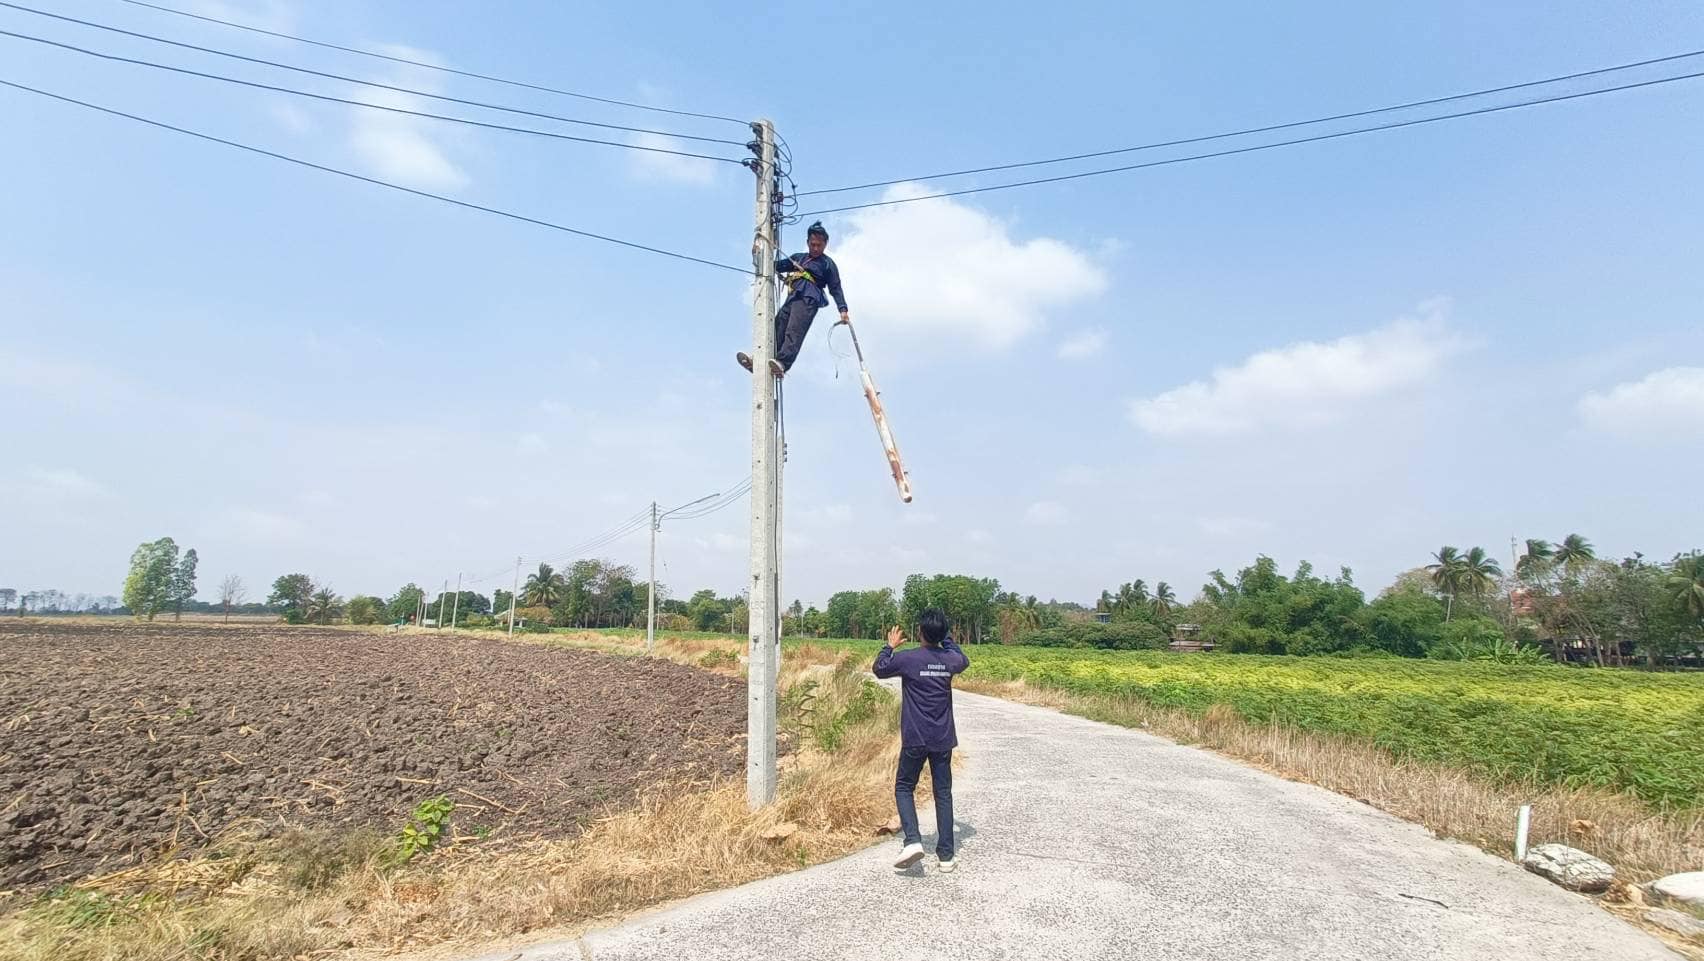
[111,0,749,125]
[0,29,745,164]
[0,2,746,146]
[799,47,1704,197]
[0,78,752,273]
[798,65,1704,218]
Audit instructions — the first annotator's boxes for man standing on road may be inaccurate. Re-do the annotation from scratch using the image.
[873,608,969,873]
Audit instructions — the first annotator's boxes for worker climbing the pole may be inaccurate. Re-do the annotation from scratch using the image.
[738,220,848,378]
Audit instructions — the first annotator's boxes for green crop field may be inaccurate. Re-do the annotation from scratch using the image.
[584,629,1704,809]
[957,647,1704,809]
[589,627,1704,807]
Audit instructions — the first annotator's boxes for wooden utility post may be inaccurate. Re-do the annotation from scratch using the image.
[745,118,781,810]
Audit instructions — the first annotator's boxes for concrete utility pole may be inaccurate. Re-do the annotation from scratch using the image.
[647,501,659,655]
[449,572,461,631]
[745,118,782,810]
[508,556,521,636]
[437,578,448,628]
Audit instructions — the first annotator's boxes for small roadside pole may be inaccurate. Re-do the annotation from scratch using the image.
[1515,804,1532,860]
[508,556,521,637]
[646,492,717,655]
[437,579,448,629]
[449,572,461,631]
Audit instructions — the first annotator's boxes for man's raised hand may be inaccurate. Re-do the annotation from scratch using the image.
[886,625,906,648]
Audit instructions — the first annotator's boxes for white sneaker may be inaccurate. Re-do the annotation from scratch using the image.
[938,858,957,873]
[893,843,925,870]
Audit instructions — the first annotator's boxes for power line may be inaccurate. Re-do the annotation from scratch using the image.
[799,66,1704,218]
[668,477,753,519]
[799,47,1704,197]
[0,29,745,165]
[0,77,752,274]
[111,0,748,125]
[0,2,746,146]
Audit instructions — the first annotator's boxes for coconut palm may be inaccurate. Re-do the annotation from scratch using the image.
[1515,539,1555,580]
[523,562,567,607]
[1669,553,1704,621]
[1458,547,1504,599]
[1427,546,1464,620]
[1553,533,1596,574]
[1149,582,1176,620]
[306,587,342,625]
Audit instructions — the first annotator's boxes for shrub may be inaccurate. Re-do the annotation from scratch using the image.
[516,605,554,628]
[1017,621,1168,651]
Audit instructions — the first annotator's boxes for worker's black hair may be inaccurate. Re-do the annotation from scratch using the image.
[806,220,829,240]
[918,608,950,646]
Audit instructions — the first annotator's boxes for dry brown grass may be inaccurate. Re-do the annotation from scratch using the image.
[964,678,1704,884]
[0,640,905,961]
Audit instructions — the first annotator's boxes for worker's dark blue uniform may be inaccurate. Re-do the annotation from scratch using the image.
[772,251,847,371]
[874,638,969,860]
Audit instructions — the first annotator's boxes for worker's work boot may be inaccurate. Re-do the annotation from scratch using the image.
[736,352,754,372]
[769,359,786,379]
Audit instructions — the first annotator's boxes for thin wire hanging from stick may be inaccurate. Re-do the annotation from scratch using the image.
[836,320,913,503]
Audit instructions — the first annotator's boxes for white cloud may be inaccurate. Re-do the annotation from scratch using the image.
[347,47,467,191]
[1578,367,1704,438]
[627,133,719,185]
[1057,328,1107,360]
[829,184,1108,350]
[0,466,107,504]
[1129,304,1463,437]
[1024,501,1068,526]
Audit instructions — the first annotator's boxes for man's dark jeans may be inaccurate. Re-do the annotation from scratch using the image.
[895,746,954,860]
[773,295,818,371]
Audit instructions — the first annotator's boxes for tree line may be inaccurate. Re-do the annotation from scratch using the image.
[105,534,1704,667]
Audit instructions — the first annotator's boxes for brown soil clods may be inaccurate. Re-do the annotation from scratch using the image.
[0,621,746,891]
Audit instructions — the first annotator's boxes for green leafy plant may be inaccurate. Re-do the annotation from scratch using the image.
[395,795,455,862]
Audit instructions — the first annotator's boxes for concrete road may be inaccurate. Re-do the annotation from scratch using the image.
[471,691,1678,961]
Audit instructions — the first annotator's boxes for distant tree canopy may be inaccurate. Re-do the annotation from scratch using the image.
[123,537,188,621]
[824,588,899,640]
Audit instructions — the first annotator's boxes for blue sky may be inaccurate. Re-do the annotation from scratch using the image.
[3,0,1701,607]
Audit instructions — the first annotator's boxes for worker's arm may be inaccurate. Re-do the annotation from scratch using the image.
[941,638,970,674]
[873,625,906,678]
[774,253,802,274]
[825,258,849,317]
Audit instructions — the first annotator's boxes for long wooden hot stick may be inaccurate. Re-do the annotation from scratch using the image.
[840,320,912,503]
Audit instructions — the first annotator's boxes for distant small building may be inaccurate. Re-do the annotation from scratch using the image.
[1093,611,1111,624]
[1168,623,1214,653]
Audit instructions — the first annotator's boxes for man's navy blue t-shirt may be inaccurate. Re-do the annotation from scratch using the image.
[873,639,971,751]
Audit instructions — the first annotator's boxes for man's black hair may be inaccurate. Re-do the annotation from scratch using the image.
[806,220,829,240]
[918,607,950,646]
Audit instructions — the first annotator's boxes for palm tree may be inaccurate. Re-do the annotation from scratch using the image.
[1149,582,1176,620]
[1515,539,1554,580]
[1427,546,1464,620]
[1458,547,1503,599]
[1553,533,1596,575]
[1668,553,1704,621]
[307,587,342,625]
[1132,579,1149,603]
[523,562,567,608]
